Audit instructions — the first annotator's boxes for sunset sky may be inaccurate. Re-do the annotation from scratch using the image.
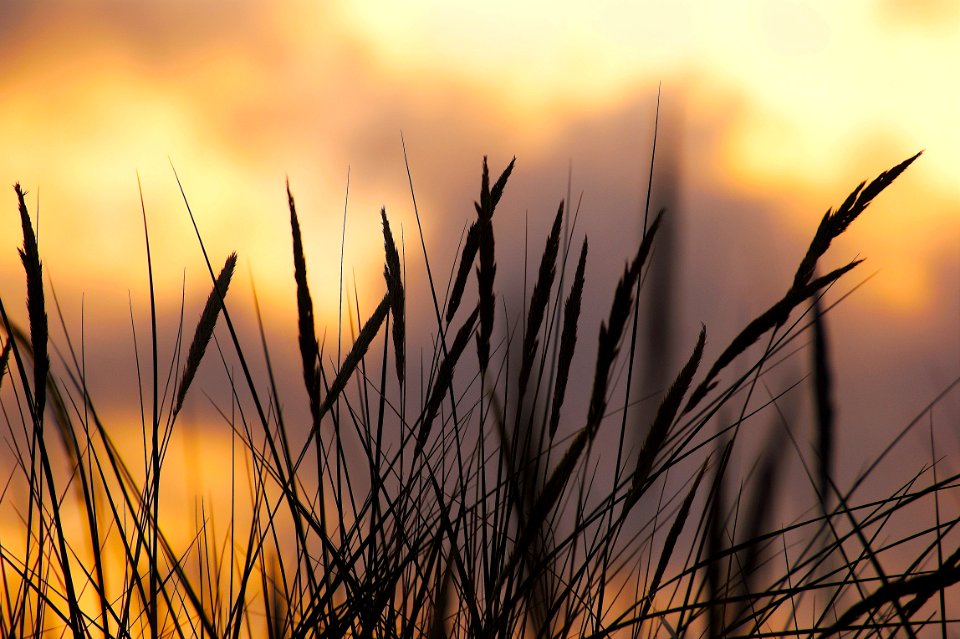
[0,0,957,505]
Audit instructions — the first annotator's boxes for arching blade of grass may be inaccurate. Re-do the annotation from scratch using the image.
[793,151,921,291]
[416,305,479,460]
[685,259,862,413]
[174,252,237,417]
[316,293,390,423]
[626,325,706,510]
[639,462,707,620]
[820,545,960,639]
[686,153,920,414]
[446,222,479,325]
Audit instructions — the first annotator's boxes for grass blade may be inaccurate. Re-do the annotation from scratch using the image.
[519,201,563,396]
[585,215,662,438]
[627,325,706,509]
[447,221,479,324]
[794,152,920,290]
[287,182,323,429]
[812,293,833,512]
[417,305,479,456]
[475,156,515,372]
[639,463,707,620]
[686,259,862,412]
[14,183,48,419]
[381,207,405,386]
[318,293,390,420]
[0,337,11,389]
[174,252,237,416]
[548,237,587,439]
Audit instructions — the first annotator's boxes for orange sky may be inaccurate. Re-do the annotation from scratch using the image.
[0,2,956,310]
[0,0,957,506]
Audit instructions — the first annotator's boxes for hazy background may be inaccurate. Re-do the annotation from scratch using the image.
[0,0,957,535]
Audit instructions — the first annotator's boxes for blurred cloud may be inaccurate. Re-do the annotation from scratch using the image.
[877,0,960,27]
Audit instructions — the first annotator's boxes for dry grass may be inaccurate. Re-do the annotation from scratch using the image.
[1,146,958,639]
[174,252,236,417]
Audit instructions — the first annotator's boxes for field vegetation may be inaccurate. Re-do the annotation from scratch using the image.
[0,143,957,638]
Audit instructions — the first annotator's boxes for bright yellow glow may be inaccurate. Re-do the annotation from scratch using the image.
[2,6,956,634]
[2,1,954,320]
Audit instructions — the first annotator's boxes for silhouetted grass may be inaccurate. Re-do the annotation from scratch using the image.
[1,147,958,639]
[174,252,236,417]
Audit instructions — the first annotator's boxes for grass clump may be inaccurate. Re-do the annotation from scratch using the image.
[0,146,958,639]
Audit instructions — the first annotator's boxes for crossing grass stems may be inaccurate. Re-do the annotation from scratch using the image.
[2,147,960,638]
